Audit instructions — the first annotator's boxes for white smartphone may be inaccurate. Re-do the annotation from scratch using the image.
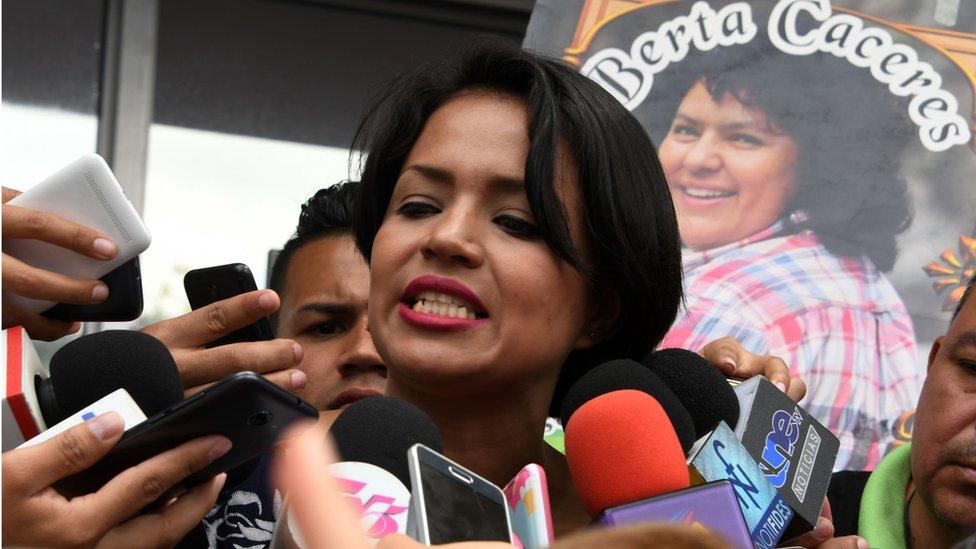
[503,464,554,549]
[3,154,151,313]
[407,443,513,545]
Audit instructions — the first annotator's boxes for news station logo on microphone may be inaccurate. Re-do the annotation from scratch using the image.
[331,461,411,539]
[688,422,793,549]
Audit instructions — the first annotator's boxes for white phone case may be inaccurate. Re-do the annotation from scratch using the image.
[3,154,151,313]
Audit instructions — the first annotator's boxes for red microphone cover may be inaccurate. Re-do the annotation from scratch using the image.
[565,389,690,517]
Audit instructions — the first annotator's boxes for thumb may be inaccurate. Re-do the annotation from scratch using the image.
[16,411,124,490]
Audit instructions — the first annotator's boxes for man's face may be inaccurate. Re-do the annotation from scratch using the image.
[913,292,976,531]
[276,235,386,410]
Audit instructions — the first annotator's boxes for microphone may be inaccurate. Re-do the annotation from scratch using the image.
[271,396,444,548]
[2,328,181,450]
[559,359,696,453]
[732,376,839,540]
[563,389,690,517]
[643,348,740,439]
[38,330,183,425]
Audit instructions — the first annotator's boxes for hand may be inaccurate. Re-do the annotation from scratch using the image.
[699,336,807,402]
[274,422,513,549]
[140,289,307,396]
[2,411,231,548]
[2,187,118,340]
[780,500,868,549]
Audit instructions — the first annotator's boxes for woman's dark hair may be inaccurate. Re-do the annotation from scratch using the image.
[351,42,683,414]
[642,37,913,271]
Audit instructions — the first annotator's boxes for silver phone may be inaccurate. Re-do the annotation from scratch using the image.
[407,443,513,545]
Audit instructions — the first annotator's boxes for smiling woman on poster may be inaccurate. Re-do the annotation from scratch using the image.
[656,39,920,471]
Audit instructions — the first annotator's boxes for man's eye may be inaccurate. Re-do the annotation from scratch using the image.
[309,322,344,337]
[396,201,440,218]
[494,215,540,240]
[960,360,976,376]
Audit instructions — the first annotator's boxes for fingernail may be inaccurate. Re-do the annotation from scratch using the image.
[209,438,233,461]
[214,472,228,490]
[292,342,304,363]
[258,291,276,311]
[291,370,307,390]
[88,411,124,441]
[722,357,737,372]
[813,517,833,538]
[775,381,787,393]
[92,238,117,258]
[68,322,82,334]
[857,537,869,549]
[91,283,109,301]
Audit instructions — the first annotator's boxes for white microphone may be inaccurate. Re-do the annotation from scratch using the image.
[270,397,443,548]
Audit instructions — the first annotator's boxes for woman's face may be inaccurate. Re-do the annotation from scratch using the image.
[659,80,799,251]
[367,90,595,396]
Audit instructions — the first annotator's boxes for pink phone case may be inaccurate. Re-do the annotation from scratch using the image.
[503,463,555,549]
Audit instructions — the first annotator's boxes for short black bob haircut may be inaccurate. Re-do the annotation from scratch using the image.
[351,42,683,415]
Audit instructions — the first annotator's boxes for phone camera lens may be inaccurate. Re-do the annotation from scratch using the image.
[247,411,272,426]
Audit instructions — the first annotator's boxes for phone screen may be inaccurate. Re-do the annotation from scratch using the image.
[419,461,510,544]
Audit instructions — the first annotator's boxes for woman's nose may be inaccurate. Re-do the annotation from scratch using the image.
[420,206,485,268]
[683,133,722,172]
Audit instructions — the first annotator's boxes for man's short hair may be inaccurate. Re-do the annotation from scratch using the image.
[268,181,359,327]
[953,274,976,321]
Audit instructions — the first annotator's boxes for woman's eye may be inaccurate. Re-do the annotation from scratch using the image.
[671,124,700,138]
[396,201,440,219]
[729,133,764,146]
[494,214,540,240]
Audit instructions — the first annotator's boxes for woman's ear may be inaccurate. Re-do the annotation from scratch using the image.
[574,286,621,350]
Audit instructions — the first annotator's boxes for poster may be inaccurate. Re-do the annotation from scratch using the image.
[525,0,975,470]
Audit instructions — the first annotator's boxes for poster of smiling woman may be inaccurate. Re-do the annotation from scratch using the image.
[525,0,975,471]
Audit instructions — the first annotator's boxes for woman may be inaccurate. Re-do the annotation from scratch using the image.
[350,42,683,535]
[652,40,920,471]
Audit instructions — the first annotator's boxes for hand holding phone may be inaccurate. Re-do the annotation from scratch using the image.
[1,186,120,340]
[141,289,305,397]
[184,263,274,347]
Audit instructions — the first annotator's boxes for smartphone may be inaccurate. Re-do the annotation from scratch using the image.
[184,263,274,346]
[503,464,554,549]
[54,371,318,498]
[44,257,144,322]
[407,443,513,545]
[3,154,151,313]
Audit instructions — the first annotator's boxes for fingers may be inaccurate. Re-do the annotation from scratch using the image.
[2,301,81,340]
[184,368,307,398]
[144,290,279,348]
[698,336,741,376]
[2,204,117,259]
[7,412,124,490]
[815,536,869,549]
[787,375,808,403]
[76,435,232,531]
[3,254,109,304]
[95,473,227,549]
[274,422,370,549]
[175,338,303,390]
[786,515,835,548]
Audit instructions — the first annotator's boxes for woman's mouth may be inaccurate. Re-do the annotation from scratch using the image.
[678,184,737,200]
[399,275,489,331]
[408,291,487,320]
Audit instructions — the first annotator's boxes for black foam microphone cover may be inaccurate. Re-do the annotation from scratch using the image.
[329,396,444,487]
[643,348,740,439]
[46,330,183,424]
[559,359,697,453]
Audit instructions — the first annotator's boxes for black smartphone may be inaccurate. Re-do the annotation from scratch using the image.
[43,257,144,322]
[54,371,318,499]
[184,263,274,347]
[407,443,513,544]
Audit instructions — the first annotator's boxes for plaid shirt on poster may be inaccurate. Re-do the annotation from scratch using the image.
[661,222,921,471]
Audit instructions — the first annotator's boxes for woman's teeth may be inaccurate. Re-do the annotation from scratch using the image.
[682,186,736,199]
[411,292,478,320]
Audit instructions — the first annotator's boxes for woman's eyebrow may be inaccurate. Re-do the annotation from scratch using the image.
[401,164,453,184]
